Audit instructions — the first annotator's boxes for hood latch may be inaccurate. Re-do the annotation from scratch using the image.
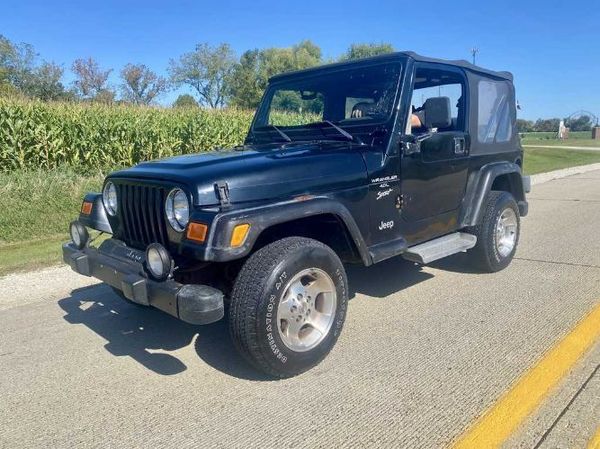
[214,181,230,206]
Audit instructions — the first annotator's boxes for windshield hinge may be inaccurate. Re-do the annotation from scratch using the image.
[396,194,404,210]
[215,181,230,206]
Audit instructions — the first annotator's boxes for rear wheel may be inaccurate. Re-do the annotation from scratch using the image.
[467,190,520,272]
[229,237,348,378]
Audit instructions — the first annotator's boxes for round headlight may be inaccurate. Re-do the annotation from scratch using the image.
[70,221,89,250]
[102,182,118,216]
[165,188,190,232]
[145,243,171,281]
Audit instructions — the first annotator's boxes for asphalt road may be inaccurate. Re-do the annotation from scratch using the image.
[1,170,600,448]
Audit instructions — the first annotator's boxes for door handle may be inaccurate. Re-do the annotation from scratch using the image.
[453,137,467,155]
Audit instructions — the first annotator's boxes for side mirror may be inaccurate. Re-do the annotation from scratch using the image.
[424,97,452,129]
[400,135,419,156]
[400,133,433,156]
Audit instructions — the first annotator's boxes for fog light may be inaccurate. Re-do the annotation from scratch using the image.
[70,221,89,250]
[145,243,171,281]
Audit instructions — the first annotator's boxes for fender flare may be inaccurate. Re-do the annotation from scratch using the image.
[459,162,528,227]
[203,197,371,265]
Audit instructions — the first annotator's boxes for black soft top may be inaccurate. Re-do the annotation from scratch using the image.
[269,51,513,83]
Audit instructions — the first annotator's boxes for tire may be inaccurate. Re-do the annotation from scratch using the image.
[229,237,348,378]
[467,190,520,272]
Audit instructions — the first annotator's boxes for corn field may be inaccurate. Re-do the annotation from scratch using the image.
[0,98,256,172]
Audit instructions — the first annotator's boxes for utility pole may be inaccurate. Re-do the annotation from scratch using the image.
[471,47,479,65]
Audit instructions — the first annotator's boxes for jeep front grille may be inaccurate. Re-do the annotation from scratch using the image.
[116,183,170,249]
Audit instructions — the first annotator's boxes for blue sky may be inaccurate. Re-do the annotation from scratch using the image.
[1,0,598,120]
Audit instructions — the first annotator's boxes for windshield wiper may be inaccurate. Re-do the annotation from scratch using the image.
[255,124,292,143]
[312,120,362,144]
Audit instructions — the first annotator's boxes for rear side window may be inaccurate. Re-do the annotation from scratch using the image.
[478,80,512,143]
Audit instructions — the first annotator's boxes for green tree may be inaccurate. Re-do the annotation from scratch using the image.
[258,40,321,81]
[26,62,68,101]
[533,118,560,132]
[94,89,116,104]
[0,35,13,86]
[120,63,167,105]
[516,119,534,133]
[566,115,593,132]
[291,40,322,67]
[173,94,199,108]
[0,34,69,100]
[229,40,322,109]
[169,42,235,108]
[72,57,114,101]
[340,43,395,61]
[228,49,262,109]
[0,34,36,90]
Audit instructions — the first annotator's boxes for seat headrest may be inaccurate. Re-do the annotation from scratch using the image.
[351,102,374,118]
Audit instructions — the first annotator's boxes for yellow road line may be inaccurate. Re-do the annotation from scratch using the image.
[451,301,600,449]
[587,426,600,449]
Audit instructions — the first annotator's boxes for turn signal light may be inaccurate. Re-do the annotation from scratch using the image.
[186,222,208,243]
[81,201,93,215]
[230,224,250,248]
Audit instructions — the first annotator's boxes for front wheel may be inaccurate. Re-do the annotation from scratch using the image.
[229,237,348,378]
[467,190,520,272]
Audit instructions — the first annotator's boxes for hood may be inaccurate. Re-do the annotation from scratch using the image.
[108,142,368,206]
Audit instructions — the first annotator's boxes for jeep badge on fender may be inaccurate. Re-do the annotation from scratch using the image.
[63,52,529,378]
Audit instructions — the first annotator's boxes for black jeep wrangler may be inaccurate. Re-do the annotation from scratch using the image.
[64,52,530,378]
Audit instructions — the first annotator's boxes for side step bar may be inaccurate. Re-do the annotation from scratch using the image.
[402,232,477,264]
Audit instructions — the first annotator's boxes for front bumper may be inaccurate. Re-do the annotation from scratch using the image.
[62,239,224,325]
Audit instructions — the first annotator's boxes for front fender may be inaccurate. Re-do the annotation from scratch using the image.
[459,162,528,227]
[78,193,113,234]
[201,197,371,265]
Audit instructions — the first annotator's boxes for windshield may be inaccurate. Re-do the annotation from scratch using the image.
[250,62,402,143]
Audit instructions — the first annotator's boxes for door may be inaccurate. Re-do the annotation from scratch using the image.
[399,63,470,243]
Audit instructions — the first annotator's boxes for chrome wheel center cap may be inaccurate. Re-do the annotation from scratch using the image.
[291,296,307,314]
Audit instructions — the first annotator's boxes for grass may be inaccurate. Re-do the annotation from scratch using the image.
[0,232,108,277]
[523,147,600,175]
[521,138,600,147]
[520,130,600,147]
[2,146,600,276]
[0,235,67,277]
[0,169,104,276]
[0,168,104,243]
[520,131,592,140]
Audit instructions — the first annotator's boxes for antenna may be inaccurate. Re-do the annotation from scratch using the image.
[470,47,479,65]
